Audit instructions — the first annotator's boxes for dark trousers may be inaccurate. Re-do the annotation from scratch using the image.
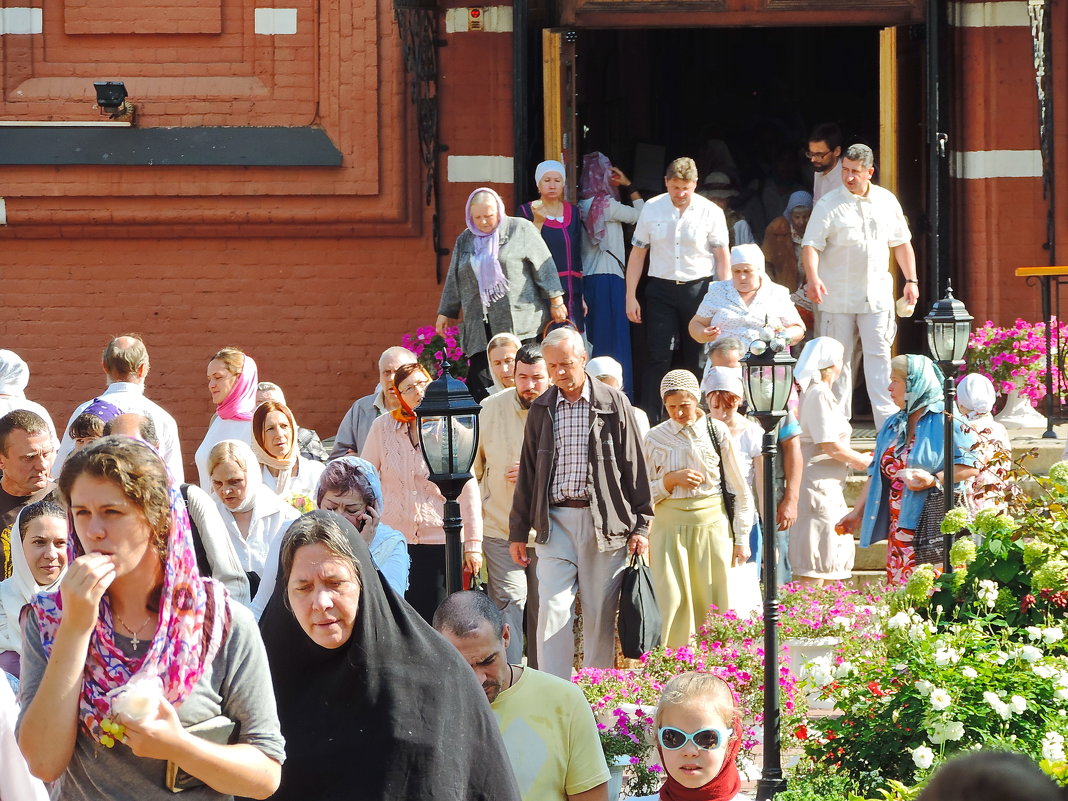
[405,543,448,623]
[640,276,709,421]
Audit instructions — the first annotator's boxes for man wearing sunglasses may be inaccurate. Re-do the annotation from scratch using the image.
[434,591,610,801]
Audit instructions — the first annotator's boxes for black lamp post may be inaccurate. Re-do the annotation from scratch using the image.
[923,282,973,574]
[415,361,482,594]
[741,332,795,801]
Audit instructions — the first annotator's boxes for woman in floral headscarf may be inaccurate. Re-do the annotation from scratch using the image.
[17,436,284,799]
[577,152,645,397]
[436,188,565,400]
[838,355,980,584]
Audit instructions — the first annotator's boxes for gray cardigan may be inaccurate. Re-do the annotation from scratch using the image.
[438,216,564,356]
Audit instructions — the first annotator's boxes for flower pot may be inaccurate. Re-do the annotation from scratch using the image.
[994,385,1047,430]
[783,636,841,710]
[607,755,629,800]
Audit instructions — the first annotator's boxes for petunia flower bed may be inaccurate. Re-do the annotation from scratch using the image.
[573,583,881,796]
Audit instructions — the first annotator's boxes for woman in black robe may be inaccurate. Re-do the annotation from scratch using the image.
[259,510,520,800]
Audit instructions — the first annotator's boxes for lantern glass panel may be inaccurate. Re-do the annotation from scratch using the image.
[449,414,479,474]
[744,365,774,415]
[418,415,451,477]
[952,320,972,362]
[772,363,794,412]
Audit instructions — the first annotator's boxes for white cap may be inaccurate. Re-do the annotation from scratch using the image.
[702,365,744,398]
[586,356,624,385]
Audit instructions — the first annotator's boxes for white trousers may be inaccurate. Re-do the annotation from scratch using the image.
[482,535,540,667]
[819,309,898,428]
[536,506,627,679]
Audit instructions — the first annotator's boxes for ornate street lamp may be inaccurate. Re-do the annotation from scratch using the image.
[741,331,795,801]
[415,361,481,594]
[923,282,974,574]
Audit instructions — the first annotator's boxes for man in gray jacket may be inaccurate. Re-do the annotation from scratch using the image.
[509,327,653,679]
[328,346,416,459]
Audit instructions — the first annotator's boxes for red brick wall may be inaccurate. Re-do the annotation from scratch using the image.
[4,235,438,476]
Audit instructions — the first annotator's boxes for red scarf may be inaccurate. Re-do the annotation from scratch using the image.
[658,726,742,801]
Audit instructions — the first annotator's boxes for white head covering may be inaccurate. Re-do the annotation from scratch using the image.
[0,350,29,398]
[210,439,262,513]
[535,160,566,188]
[659,370,702,402]
[0,505,67,655]
[730,244,766,277]
[794,337,846,390]
[587,356,624,386]
[702,366,745,399]
[957,373,998,419]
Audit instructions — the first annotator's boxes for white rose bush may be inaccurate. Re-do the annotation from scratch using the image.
[786,466,1068,796]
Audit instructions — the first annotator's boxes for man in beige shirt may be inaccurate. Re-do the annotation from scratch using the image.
[472,343,550,667]
[802,143,919,426]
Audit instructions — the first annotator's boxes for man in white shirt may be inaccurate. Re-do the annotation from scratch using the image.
[54,335,184,481]
[328,346,416,458]
[802,144,920,426]
[626,157,729,421]
[808,122,843,203]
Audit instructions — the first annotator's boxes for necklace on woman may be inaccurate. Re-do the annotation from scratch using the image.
[114,611,153,650]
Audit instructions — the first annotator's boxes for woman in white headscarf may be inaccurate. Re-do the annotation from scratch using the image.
[957,373,1011,514]
[519,160,586,331]
[0,350,57,444]
[0,501,67,679]
[643,370,752,647]
[206,439,298,598]
[688,245,805,382]
[790,338,872,585]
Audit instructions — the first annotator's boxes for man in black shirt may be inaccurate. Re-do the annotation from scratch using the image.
[0,409,56,579]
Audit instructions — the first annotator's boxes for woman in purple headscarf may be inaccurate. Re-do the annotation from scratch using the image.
[436,187,565,400]
[576,152,644,398]
[518,160,586,332]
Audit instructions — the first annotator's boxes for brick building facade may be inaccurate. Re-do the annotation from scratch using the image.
[0,0,1064,470]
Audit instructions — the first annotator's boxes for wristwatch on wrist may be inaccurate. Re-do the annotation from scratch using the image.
[905,279,918,284]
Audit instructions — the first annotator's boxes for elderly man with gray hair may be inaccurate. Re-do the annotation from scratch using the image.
[801,143,919,427]
[510,327,653,679]
[329,346,417,458]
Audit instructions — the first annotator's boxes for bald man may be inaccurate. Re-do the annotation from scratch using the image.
[54,335,184,481]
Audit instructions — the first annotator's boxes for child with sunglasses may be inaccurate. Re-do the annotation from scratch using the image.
[630,671,749,801]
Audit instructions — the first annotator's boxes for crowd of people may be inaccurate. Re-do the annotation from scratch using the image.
[0,121,1020,801]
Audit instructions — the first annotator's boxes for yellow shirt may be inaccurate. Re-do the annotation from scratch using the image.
[492,667,610,800]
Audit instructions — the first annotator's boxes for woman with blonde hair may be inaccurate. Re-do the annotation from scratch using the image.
[207,439,298,596]
[195,347,258,490]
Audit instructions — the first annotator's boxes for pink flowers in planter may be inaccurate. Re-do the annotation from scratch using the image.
[967,318,1068,404]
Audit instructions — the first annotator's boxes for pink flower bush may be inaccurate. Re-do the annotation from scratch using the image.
[966,318,1068,404]
[401,325,467,380]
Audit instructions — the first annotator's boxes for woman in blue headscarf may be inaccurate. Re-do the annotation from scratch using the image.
[837,354,979,584]
[250,456,410,618]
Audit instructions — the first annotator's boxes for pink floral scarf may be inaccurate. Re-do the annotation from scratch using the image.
[33,470,230,744]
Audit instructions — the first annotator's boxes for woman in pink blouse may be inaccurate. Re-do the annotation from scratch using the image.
[361,363,483,621]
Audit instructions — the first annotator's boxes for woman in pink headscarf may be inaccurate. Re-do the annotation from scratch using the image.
[577,152,644,398]
[436,188,565,400]
[194,346,259,489]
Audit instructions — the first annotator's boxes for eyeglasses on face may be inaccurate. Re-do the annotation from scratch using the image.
[657,726,732,751]
[805,150,832,160]
[400,380,430,397]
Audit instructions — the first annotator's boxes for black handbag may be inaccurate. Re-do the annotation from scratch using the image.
[706,418,737,540]
[913,485,966,567]
[617,553,662,659]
